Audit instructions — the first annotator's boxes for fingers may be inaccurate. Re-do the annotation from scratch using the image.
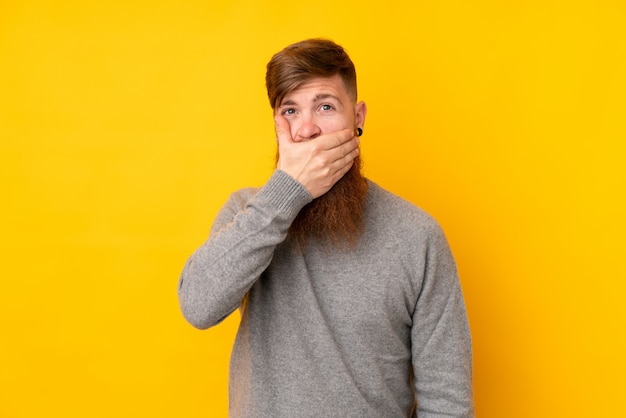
[307,129,359,176]
[321,128,358,151]
[311,132,359,197]
[330,136,359,177]
[323,129,360,167]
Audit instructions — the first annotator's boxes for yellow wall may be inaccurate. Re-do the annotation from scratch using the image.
[1,0,624,416]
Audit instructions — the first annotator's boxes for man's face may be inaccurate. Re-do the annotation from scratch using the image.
[275,74,366,142]
[273,75,369,250]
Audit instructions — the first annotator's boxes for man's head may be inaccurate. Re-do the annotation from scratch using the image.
[266,39,369,251]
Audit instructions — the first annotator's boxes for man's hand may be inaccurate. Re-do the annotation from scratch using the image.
[275,115,360,199]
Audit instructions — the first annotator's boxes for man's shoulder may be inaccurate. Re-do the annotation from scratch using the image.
[367,181,434,220]
[365,180,445,238]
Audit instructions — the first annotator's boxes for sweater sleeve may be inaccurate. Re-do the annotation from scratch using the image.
[411,222,474,417]
[178,170,312,330]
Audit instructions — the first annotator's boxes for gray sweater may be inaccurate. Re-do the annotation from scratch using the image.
[179,170,474,417]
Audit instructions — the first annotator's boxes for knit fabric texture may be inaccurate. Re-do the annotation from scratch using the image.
[179,170,474,417]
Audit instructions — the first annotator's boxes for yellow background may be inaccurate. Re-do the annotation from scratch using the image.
[1,0,624,416]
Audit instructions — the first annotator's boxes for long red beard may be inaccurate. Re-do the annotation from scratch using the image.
[286,155,368,251]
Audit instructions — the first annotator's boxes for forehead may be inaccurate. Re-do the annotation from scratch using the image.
[281,74,350,103]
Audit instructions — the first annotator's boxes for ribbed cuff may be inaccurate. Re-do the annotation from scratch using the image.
[255,170,313,219]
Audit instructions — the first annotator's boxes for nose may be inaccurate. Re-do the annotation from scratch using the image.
[294,114,321,142]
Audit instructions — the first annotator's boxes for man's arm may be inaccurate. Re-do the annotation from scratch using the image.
[178,170,311,329]
[411,222,474,417]
[178,117,360,330]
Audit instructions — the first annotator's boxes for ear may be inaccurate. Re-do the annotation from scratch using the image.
[355,101,367,130]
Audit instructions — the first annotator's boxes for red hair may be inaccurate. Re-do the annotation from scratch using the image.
[265,38,358,110]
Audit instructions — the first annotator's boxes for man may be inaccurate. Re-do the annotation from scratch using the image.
[178,38,474,417]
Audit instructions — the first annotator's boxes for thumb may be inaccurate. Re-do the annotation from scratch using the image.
[274,114,293,146]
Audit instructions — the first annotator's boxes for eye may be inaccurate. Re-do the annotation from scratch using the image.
[320,104,334,111]
[282,108,296,116]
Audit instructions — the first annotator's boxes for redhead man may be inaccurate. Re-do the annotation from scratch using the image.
[178,38,474,417]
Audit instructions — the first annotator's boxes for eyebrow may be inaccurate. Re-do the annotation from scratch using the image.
[314,93,341,102]
[280,93,342,107]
